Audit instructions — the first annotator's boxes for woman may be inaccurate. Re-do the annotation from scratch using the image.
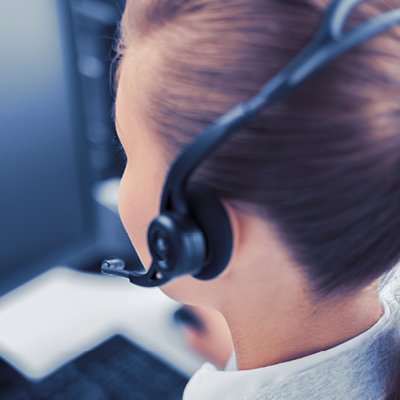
[113,0,400,398]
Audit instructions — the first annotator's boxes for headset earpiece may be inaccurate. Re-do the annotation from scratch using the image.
[147,208,206,278]
[147,184,233,281]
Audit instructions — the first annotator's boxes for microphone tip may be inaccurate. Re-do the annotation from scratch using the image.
[101,258,126,275]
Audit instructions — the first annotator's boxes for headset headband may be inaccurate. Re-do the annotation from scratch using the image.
[162,0,400,215]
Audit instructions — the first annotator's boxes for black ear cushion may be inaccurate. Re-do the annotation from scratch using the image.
[186,184,233,280]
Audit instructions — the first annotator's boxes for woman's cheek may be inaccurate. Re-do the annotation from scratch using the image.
[118,168,153,268]
[118,170,133,237]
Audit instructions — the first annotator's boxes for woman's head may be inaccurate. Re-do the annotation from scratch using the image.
[115,0,400,302]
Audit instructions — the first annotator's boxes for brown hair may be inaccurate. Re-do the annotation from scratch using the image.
[118,0,400,396]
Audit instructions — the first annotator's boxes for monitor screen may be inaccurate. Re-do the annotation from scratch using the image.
[0,0,96,295]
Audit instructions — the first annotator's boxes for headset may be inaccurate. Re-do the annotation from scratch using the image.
[101,0,400,287]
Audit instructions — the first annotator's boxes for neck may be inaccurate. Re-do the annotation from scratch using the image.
[222,279,382,371]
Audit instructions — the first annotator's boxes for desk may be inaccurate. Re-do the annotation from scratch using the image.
[0,267,204,380]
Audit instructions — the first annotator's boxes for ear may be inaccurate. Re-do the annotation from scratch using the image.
[217,201,285,279]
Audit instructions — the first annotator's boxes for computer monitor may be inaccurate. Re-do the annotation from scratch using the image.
[0,0,98,296]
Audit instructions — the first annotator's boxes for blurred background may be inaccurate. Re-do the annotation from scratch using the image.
[0,0,130,292]
[0,1,203,398]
